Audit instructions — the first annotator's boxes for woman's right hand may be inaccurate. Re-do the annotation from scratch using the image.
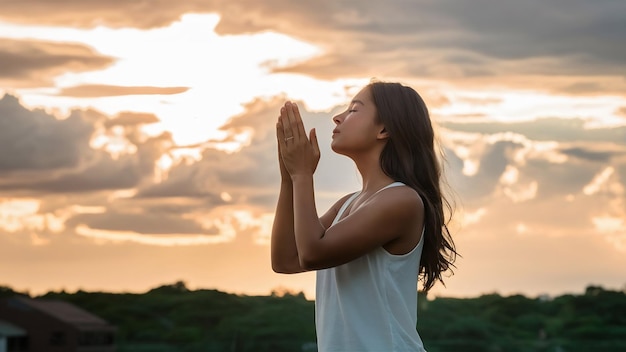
[276,102,320,180]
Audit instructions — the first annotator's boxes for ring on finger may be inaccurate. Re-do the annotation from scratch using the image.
[285,136,294,141]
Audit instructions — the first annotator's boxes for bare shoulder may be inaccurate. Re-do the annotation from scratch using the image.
[319,192,358,229]
[310,185,423,268]
[369,184,423,215]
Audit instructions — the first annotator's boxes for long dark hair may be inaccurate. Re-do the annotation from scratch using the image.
[369,81,458,292]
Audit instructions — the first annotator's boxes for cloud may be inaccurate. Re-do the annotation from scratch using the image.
[560,146,625,163]
[0,94,166,193]
[1,86,625,297]
[250,1,626,91]
[0,94,94,172]
[56,84,189,97]
[0,1,625,299]
[0,38,113,88]
[441,117,626,144]
[6,152,144,193]
[134,96,358,211]
[0,0,193,29]
[105,112,160,128]
[441,118,626,215]
[2,0,625,93]
[135,156,225,199]
[2,89,623,252]
[67,211,216,235]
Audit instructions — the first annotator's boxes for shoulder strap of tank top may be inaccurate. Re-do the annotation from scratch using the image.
[373,181,405,196]
[333,182,404,225]
[333,191,360,225]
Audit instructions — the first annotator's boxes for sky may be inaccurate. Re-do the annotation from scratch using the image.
[0,0,625,300]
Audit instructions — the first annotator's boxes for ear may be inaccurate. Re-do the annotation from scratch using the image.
[376,126,389,140]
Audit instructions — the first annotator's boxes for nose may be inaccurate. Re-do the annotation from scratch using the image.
[332,111,344,125]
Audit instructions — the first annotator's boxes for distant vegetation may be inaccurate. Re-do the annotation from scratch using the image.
[2,282,625,352]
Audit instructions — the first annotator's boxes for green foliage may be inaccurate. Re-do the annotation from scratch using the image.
[418,286,626,352]
[0,285,28,298]
[35,283,315,352]
[2,283,625,351]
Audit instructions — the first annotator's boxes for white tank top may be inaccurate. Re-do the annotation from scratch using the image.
[315,182,426,352]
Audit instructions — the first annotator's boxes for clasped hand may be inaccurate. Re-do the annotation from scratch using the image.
[276,101,320,180]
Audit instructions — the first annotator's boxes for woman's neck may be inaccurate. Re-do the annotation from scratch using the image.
[353,153,394,194]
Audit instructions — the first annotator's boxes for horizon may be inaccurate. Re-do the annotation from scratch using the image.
[4,280,623,301]
[1,1,625,301]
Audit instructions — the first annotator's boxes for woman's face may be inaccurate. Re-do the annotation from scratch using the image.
[330,86,385,156]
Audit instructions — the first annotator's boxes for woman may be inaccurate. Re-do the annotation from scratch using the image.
[271,81,457,351]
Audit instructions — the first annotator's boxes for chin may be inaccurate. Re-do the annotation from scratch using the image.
[330,143,348,157]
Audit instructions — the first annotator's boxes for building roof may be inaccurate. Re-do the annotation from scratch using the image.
[8,297,115,331]
[0,320,26,337]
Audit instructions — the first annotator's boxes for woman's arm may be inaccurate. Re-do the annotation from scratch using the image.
[271,117,306,274]
[279,102,424,270]
[271,175,352,274]
[271,178,306,274]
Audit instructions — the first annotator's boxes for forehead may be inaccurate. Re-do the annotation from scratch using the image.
[352,86,373,104]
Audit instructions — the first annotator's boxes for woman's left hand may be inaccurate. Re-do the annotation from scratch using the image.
[277,101,320,179]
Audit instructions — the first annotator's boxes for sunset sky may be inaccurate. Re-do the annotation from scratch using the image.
[1,0,625,300]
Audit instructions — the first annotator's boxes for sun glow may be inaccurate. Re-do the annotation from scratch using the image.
[0,198,41,232]
[435,89,626,126]
[75,225,229,246]
[0,199,98,235]
[0,14,360,149]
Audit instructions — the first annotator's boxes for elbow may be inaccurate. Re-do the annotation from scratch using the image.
[296,232,327,270]
[298,260,317,271]
[271,255,305,274]
[271,262,290,274]
[271,257,288,274]
[298,252,323,271]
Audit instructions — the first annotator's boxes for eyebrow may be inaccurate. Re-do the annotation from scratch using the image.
[351,99,365,105]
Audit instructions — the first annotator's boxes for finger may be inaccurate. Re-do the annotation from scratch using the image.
[310,128,320,158]
[292,103,307,140]
[276,119,287,154]
[285,102,303,142]
[280,105,294,141]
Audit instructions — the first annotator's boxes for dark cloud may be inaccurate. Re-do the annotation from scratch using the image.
[66,211,217,235]
[57,84,189,97]
[521,158,598,199]
[618,163,626,189]
[4,152,143,193]
[1,0,624,88]
[262,0,626,84]
[445,140,518,203]
[560,146,625,163]
[409,1,626,65]
[0,38,113,87]
[0,94,94,172]
[441,119,626,208]
[135,158,224,199]
[0,94,166,193]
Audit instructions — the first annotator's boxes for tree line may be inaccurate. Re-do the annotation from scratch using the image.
[1,283,624,351]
